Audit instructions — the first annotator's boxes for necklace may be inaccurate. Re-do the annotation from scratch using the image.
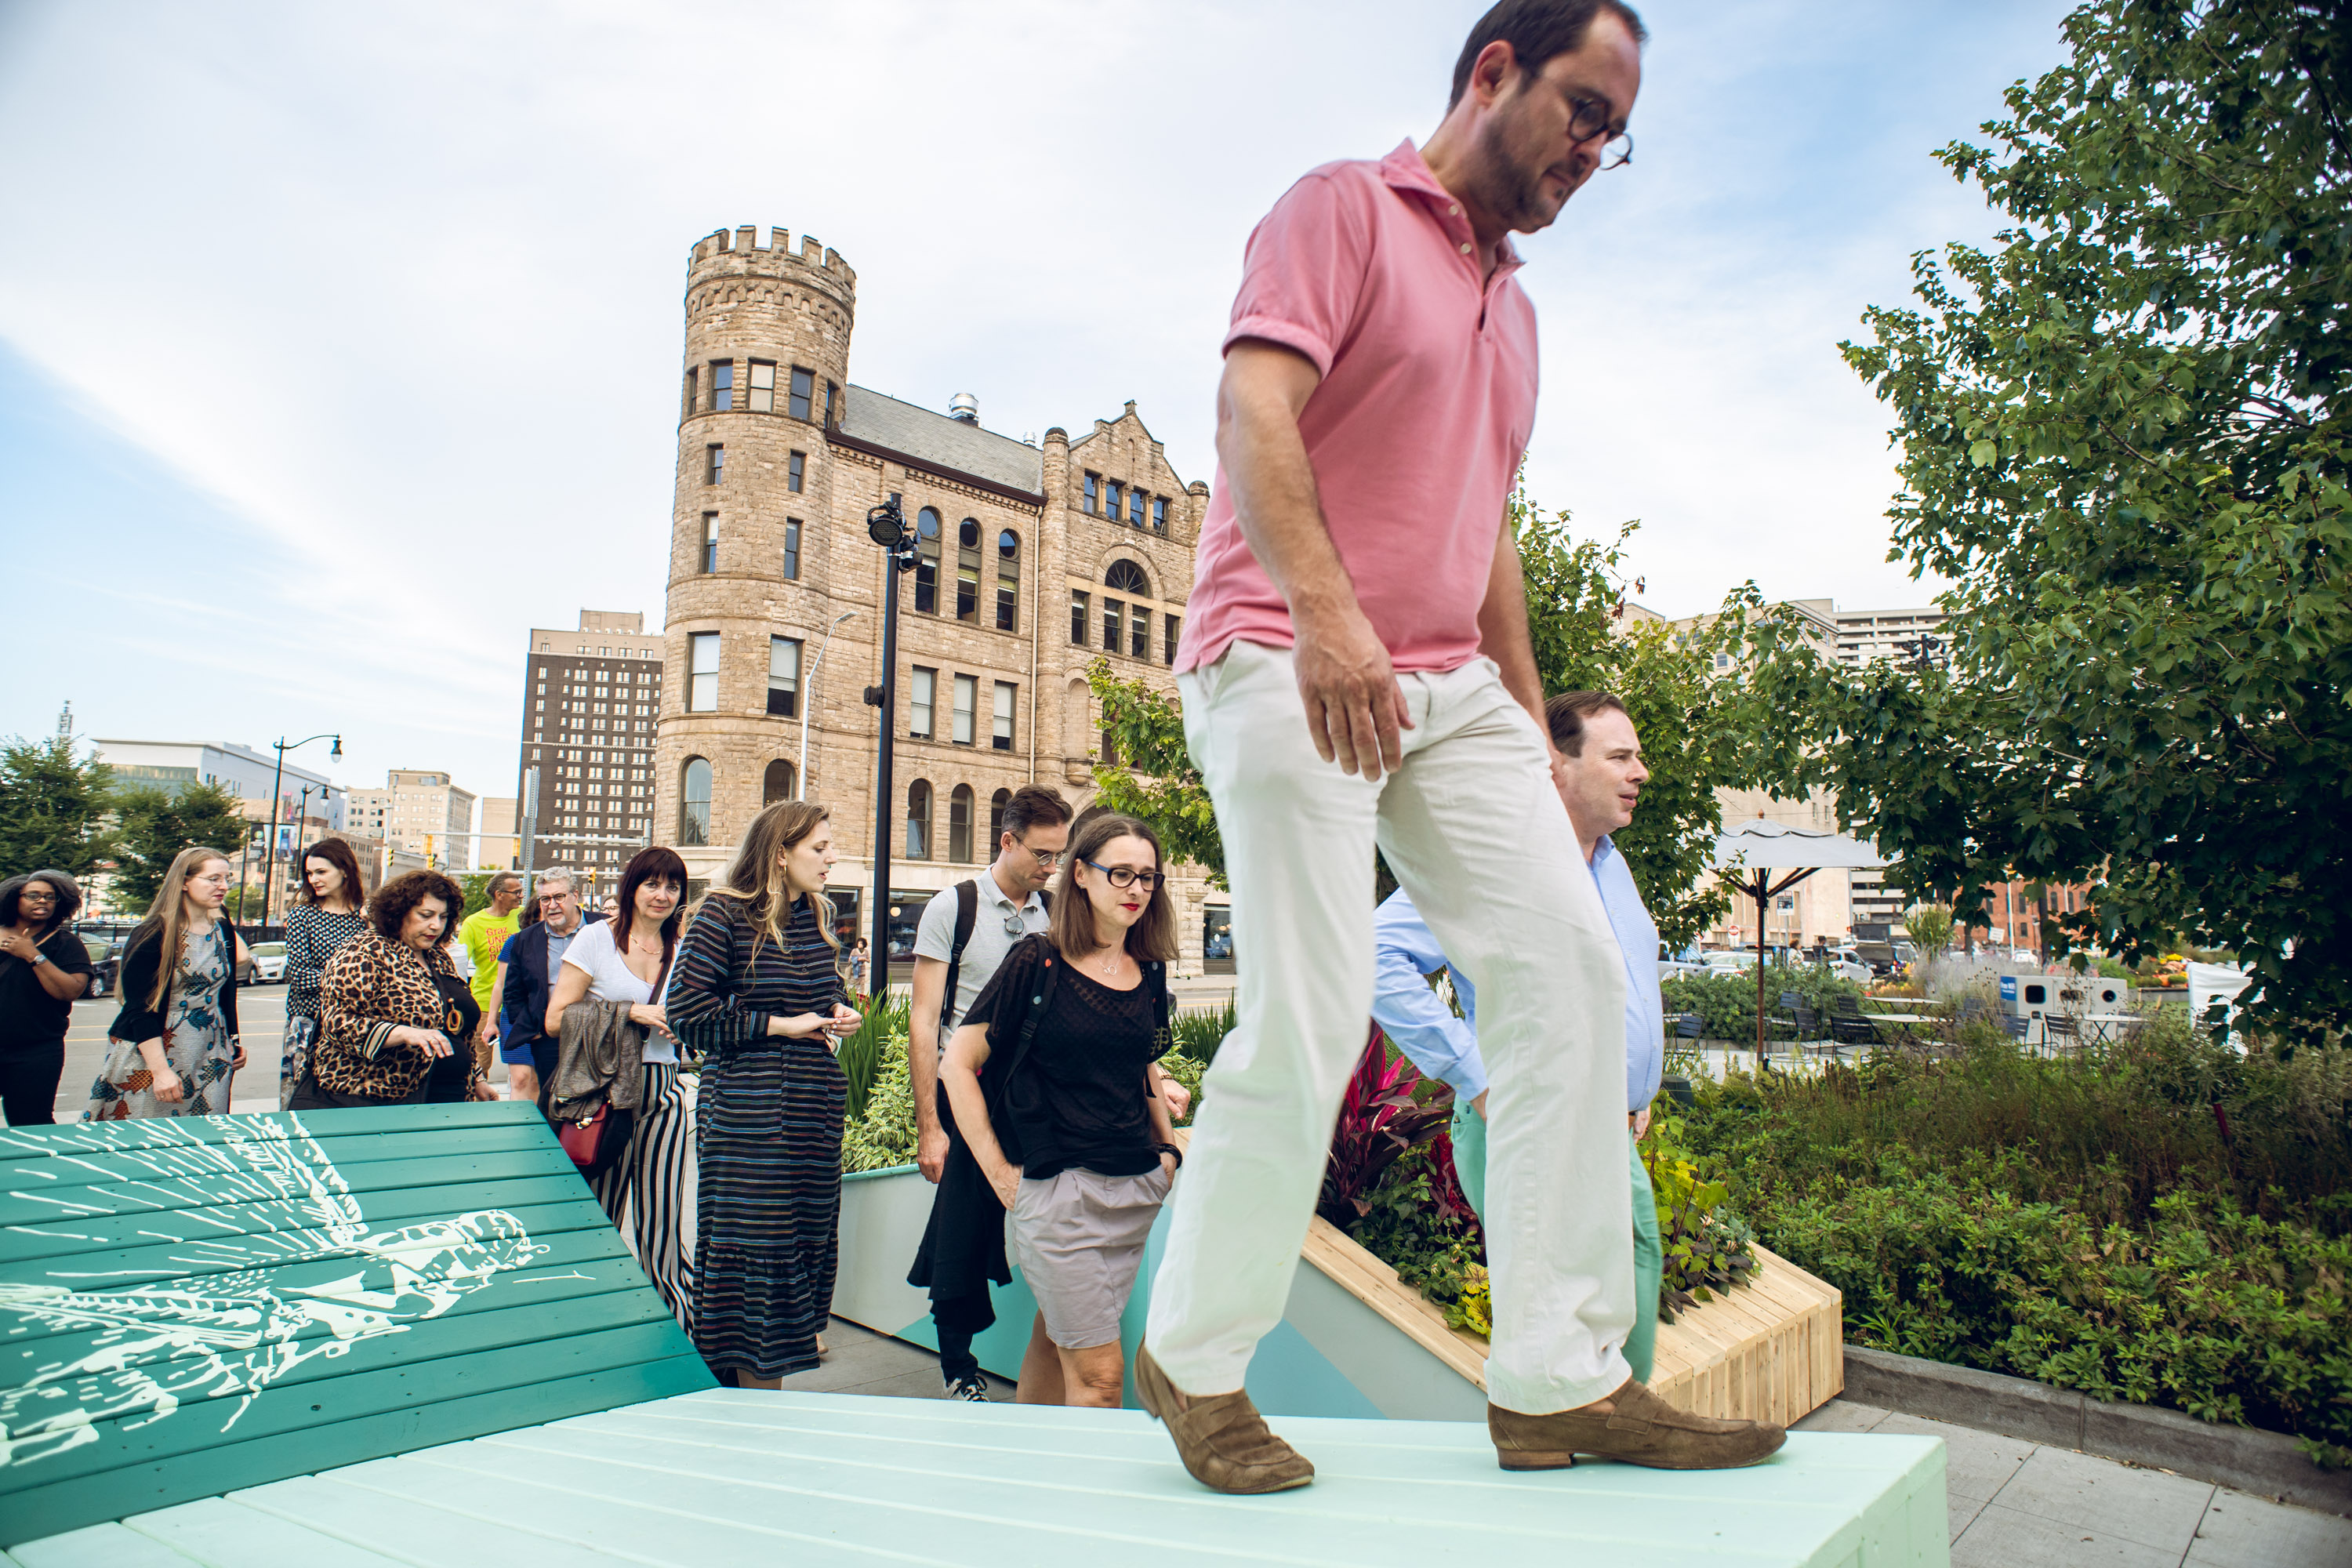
[1089,944,1126,983]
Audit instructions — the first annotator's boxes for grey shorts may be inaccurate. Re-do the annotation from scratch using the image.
[1007,1164,1174,1350]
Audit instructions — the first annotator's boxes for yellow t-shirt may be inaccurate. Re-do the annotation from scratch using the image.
[459,908,521,1014]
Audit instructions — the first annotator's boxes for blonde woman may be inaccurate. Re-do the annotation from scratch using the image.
[85,848,249,1120]
[668,800,860,1387]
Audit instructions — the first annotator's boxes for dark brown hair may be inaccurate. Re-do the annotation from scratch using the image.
[0,870,81,938]
[297,837,368,908]
[1545,689,1631,757]
[614,845,689,984]
[996,783,1071,845]
[1049,813,1177,964]
[1449,0,1648,109]
[368,869,468,942]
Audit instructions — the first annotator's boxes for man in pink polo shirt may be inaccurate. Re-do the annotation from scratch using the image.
[1137,0,1784,1492]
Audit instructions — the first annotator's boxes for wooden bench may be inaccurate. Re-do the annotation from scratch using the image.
[0,1103,713,1548]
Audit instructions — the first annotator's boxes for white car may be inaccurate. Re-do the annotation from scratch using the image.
[1702,949,1761,974]
[239,941,287,984]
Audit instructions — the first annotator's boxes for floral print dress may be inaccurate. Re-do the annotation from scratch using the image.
[84,927,238,1120]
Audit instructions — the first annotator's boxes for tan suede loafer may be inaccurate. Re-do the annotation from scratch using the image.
[1134,1343,1316,1494]
[1489,1377,1787,1471]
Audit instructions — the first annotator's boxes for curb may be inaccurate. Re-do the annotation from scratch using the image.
[1842,1345,2352,1518]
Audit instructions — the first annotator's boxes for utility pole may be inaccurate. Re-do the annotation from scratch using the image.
[263,734,340,930]
[862,495,916,979]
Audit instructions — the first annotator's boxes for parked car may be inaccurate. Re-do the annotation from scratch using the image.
[238,941,287,985]
[81,935,122,998]
[1658,943,1705,981]
[1808,946,1872,985]
[1701,949,1761,975]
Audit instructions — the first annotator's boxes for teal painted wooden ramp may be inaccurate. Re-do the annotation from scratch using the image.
[6,1389,1949,1566]
[0,1105,713,1547]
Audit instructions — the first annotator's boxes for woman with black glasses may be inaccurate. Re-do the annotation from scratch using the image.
[933,811,1181,1410]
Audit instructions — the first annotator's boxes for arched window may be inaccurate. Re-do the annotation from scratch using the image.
[989,787,1011,850]
[956,518,982,623]
[763,758,796,805]
[949,784,975,863]
[996,530,1020,631]
[681,758,713,847]
[1105,558,1149,597]
[906,779,933,859]
[914,508,942,615]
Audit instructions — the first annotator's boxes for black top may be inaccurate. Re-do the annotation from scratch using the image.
[0,927,96,1051]
[108,923,241,1046]
[965,937,1166,1180]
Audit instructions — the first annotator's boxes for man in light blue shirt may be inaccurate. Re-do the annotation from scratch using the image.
[1372,690,1665,1378]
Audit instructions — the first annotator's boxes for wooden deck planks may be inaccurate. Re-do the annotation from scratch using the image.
[0,1105,715,1548]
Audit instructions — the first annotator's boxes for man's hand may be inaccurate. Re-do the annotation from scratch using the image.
[1471,1089,1489,1120]
[1293,608,1412,780]
[917,1126,949,1184]
[1632,1106,1651,1141]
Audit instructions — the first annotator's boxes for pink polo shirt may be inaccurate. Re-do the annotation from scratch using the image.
[1176,140,1539,677]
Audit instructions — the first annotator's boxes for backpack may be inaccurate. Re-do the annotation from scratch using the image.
[938,876,1052,1038]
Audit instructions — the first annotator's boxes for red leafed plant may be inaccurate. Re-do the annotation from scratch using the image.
[1317,1025,1454,1228]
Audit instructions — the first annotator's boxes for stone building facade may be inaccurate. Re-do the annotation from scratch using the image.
[652,225,1218,971]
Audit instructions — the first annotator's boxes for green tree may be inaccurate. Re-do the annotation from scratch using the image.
[0,735,117,880]
[1801,0,2350,1037]
[1904,904,1956,958]
[1088,659,1227,889]
[111,782,252,913]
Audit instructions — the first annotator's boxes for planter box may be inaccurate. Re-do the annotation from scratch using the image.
[835,1162,1842,1425]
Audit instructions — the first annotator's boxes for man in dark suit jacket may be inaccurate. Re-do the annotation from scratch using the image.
[496,868,604,1105]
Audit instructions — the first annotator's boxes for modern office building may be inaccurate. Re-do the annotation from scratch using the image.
[347,771,477,872]
[513,610,664,887]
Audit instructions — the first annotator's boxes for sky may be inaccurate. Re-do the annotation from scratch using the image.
[0,0,2080,811]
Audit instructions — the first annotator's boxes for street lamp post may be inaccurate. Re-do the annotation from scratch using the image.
[263,733,341,931]
[862,496,917,981]
[798,610,859,801]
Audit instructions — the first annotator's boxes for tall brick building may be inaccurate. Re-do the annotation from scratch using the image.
[652,225,1216,970]
[514,609,664,888]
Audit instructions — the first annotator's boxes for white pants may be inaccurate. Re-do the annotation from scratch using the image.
[1144,642,1633,1414]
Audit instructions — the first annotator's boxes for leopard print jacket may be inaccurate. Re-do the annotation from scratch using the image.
[310,929,487,1101]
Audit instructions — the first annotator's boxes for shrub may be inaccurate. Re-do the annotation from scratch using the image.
[1662,964,1866,1040]
[841,1040,918,1173]
[837,992,911,1122]
[1172,999,1236,1067]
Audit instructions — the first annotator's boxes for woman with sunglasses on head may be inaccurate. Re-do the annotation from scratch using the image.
[0,871,96,1125]
[85,847,249,1121]
[278,837,370,1108]
[935,811,1181,1409]
[545,845,692,1328]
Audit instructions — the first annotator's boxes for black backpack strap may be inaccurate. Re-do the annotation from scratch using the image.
[1146,960,1172,1058]
[940,878,979,1037]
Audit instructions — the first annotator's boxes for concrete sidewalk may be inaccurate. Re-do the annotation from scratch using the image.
[1795,1399,2352,1566]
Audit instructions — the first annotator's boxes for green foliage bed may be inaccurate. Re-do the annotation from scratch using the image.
[1661,966,1868,1042]
[1681,1014,2352,1466]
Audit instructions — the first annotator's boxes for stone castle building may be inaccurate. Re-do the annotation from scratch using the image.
[652,224,1220,970]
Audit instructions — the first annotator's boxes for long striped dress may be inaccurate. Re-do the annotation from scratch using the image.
[667,889,847,1380]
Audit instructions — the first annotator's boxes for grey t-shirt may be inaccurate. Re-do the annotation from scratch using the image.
[913,873,1049,1041]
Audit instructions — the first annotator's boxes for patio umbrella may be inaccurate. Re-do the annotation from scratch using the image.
[1711,820,1889,1060]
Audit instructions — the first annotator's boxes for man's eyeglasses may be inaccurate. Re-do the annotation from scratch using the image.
[1017,841,1063,869]
[1568,95,1633,170]
[1085,859,1161,891]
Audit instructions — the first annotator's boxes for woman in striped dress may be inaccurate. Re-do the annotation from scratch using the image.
[667,800,861,1386]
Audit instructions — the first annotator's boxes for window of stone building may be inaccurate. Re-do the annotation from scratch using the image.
[767,636,800,717]
[789,366,814,422]
[914,508,941,614]
[826,382,840,427]
[681,757,712,846]
[1083,472,1100,514]
[949,784,974,863]
[783,519,802,580]
[1130,488,1147,528]
[993,682,1016,751]
[910,667,935,739]
[1105,558,1149,597]
[906,780,932,858]
[687,633,720,711]
[1106,480,1125,523]
[989,787,1011,846]
[953,674,976,745]
[700,513,718,573]
[1152,495,1169,534]
[683,367,697,418]
[788,451,805,493]
[956,518,982,623]
[1103,598,1122,653]
[748,361,776,413]
[710,361,734,412]
[996,530,1019,631]
[1069,590,1088,646]
[1131,609,1149,660]
[763,758,796,805]
[706,445,724,485]
[1164,612,1182,666]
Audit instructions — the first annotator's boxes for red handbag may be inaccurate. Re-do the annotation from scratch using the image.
[556,1101,633,1177]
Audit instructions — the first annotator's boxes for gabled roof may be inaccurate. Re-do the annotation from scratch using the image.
[837,386,1043,496]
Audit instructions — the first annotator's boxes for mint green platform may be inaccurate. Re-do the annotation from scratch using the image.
[0,1105,713,1548]
[9,1388,1949,1566]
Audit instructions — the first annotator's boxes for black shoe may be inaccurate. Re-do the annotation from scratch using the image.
[945,1373,991,1403]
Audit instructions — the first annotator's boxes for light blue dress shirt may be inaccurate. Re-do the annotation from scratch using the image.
[1370,835,1664,1113]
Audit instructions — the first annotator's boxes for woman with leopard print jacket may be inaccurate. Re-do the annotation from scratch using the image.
[293,869,493,1108]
